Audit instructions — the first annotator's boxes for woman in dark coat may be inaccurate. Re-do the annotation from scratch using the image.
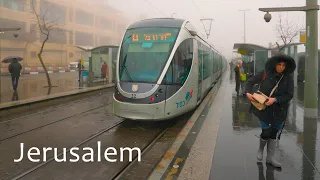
[245,54,296,168]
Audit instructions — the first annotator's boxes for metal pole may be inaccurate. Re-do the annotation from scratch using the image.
[244,11,246,43]
[304,0,318,118]
[239,9,249,43]
[293,45,298,88]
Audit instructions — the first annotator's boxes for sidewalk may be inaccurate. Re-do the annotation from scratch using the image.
[148,69,320,180]
[0,72,112,104]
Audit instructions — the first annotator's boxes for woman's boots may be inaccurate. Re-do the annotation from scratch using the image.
[266,139,281,168]
[257,138,267,161]
[257,138,281,168]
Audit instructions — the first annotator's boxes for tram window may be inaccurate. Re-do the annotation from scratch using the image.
[163,39,193,85]
[198,42,203,81]
[203,46,212,79]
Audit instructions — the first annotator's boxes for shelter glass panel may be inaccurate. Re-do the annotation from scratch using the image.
[254,50,268,74]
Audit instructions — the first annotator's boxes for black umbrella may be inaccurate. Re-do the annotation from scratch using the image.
[2,56,23,63]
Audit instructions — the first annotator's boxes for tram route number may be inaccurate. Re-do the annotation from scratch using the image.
[176,101,186,108]
[131,94,137,98]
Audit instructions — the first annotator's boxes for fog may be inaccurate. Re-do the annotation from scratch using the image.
[108,0,319,59]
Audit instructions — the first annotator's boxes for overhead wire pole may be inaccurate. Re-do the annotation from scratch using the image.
[238,9,250,43]
[200,18,214,39]
[259,2,319,118]
[191,0,214,39]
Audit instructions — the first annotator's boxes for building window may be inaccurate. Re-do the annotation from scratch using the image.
[30,51,37,58]
[75,9,93,26]
[40,0,66,24]
[100,36,112,45]
[69,31,74,45]
[75,31,93,46]
[40,30,66,44]
[0,0,25,12]
[99,17,112,30]
[69,8,73,22]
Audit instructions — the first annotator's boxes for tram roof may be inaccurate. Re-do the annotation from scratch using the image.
[127,18,185,29]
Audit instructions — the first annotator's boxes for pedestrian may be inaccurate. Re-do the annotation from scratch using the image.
[8,58,22,91]
[78,60,81,82]
[245,54,295,168]
[234,59,246,96]
[101,62,109,83]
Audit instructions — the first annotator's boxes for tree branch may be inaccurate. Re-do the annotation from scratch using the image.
[275,12,303,51]
[30,0,45,35]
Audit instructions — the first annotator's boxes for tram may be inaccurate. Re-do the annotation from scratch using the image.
[113,18,228,121]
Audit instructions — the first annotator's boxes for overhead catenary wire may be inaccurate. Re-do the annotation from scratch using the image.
[191,0,204,18]
[141,0,167,17]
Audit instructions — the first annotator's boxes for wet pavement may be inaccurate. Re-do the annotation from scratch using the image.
[209,70,320,179]
[0,89,117,180]
[0,72,110,104]
[0,86,189,180]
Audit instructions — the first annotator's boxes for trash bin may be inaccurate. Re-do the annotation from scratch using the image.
[81,70,89,83]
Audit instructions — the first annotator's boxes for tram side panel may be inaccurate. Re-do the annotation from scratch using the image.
[163,38,198,119]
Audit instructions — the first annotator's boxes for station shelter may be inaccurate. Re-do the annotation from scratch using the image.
[77,45,119,85]
[233,43,305,87]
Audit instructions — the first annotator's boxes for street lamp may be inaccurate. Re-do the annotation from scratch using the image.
[259,1,319,118]
[239,9,250,43]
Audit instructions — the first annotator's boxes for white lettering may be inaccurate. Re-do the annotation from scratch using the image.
[69,147,79,162]
[14,143,24,162]
[27,147,40,162]
[104,147,117,162]
[82,147,94,162]
[97,141,101,162]
[54,148,67,162]
[43,147,52,162]
[14,143,142,163]
[120,147,141,162]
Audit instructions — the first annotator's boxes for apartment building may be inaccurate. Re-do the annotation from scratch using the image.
[0,0,129,73]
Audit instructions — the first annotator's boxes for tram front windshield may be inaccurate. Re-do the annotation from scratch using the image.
[119,27,179,83]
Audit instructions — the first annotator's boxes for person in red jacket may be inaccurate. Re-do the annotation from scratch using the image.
[101,62,109,82]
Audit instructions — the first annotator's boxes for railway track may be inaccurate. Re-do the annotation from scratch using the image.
[0,90,110,123]
[0,92,113,142]
[110,123,173,180]
[10,120,125,180]
[8,120,175,180]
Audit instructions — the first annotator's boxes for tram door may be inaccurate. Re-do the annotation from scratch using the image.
[197,42,203,103]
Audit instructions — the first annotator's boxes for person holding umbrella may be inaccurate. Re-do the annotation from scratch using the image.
[245,54,296,168]
[7,57,22,91]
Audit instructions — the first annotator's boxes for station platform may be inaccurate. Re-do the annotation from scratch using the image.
[147,69,320,180]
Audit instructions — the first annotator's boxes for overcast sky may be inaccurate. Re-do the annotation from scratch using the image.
[107,0,319,59]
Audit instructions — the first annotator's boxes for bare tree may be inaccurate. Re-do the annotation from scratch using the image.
[274,12,304,52]
[29,0,64,88]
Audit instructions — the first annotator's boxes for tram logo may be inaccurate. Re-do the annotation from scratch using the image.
[132,84,139,92]
[185,90,193,104]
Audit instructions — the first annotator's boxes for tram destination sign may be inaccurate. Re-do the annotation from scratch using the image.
[132,33,172,42]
